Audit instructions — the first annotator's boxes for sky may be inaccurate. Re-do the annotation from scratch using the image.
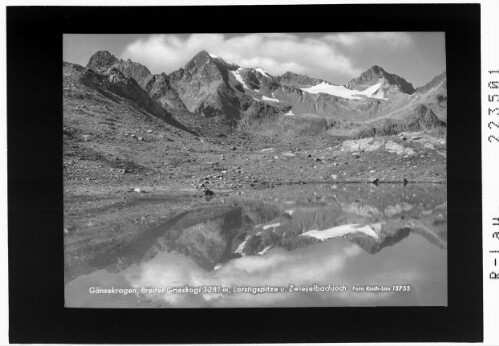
[63,32,445,87]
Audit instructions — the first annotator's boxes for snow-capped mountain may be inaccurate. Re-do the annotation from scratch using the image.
[345,65,415,96]
[85,50,446,125]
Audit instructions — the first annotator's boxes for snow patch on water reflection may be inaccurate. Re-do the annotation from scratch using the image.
[235,236,250,255]
[300,223,382,240]
[263,222,281,230]
[258,246,273,255]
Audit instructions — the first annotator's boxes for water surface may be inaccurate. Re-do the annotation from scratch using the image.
[65,183,447,308]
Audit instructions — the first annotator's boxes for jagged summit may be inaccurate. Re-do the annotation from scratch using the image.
[369,65,385,73]
[86,50,152,86]
[189,50,213,62]
[76,49,446,123]
[181,49,245,78]
[87,50,119,70]
[346,65,415,95]
[194,49,212,59]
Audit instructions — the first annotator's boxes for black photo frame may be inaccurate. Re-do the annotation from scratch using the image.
[8,4,482,343]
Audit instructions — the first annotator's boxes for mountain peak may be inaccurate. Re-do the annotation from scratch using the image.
[346,65,415,95]
[192,49,218,60]
[87,50,119,70]
[368,65,386,74]
[194,50,213,60]
[184,50,218,70]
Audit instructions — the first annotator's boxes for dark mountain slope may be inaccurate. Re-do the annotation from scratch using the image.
[142,73,188,110]
[346,65,415,95]
[87,51,152,86]
[87,51,188,112]
[87,50,119,70]
[63,61,199,188]
[167,50,246,119]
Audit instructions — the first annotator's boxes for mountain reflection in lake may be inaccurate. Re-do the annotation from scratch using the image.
[65,183,447,308]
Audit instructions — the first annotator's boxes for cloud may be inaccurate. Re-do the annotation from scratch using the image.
[123,241,372,307]
[121,33,362,82]
[323,32,414,48]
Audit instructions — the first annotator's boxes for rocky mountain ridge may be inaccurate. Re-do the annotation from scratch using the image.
[345,65,415,95]
[84,50,447,126]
